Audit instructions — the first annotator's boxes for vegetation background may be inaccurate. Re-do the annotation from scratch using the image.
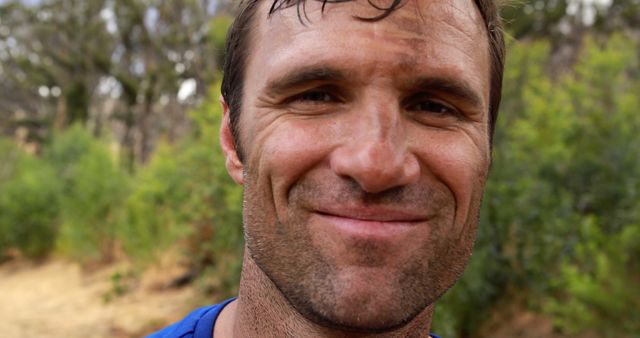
[0,0,638,337]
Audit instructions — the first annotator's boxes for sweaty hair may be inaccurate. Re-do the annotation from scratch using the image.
[221,0,505,156]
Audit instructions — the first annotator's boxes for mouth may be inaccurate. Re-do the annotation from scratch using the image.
[313,207,427,239]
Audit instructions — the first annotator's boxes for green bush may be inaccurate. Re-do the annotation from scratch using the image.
[119,84,243,295]
[46,125,130,262]
[0,139,62,259]
[0,138,16,254]
[546,217,640,337]
[121,141,196,263]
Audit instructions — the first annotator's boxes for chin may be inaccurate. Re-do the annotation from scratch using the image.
[297,268,432,333]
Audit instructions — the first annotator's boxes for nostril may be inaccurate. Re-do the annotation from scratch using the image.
[330,142,420,194]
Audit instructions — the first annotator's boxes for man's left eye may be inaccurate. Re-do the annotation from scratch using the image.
[408,100,456,115]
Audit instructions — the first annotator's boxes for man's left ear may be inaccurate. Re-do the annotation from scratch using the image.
[219,96,244,185]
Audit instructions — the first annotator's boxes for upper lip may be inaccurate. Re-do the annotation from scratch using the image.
[314,205,427,222]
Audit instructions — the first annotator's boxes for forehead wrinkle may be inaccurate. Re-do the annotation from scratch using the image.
[359,0,456,36]
[438,0,486,40]
[386,4,425,36]
[366,1,484,56]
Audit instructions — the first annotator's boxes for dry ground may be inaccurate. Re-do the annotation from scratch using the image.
[0,258,197,338]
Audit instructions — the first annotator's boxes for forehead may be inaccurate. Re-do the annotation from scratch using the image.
[245,0,490,107]
[255,0,487,50]
[262,0,483,28]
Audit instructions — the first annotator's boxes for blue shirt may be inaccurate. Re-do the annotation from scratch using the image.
[146,298,441,338]
[146,298,236,338]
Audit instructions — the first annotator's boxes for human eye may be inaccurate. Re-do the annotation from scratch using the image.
[405,94,461,119]
[282,86,344,115]
[289,88,337,104]
[411,101,453,114]
[295,90,334,102]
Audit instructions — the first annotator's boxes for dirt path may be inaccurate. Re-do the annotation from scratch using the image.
[0,259,196,338]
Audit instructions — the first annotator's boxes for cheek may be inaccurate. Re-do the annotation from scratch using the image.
[252,118,337,217]
[417,132,489,233]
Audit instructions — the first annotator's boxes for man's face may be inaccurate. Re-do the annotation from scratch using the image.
[224,0,491,332]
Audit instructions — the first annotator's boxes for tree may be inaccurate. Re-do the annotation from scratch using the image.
[0,0,111,142]
[0,0,231,164]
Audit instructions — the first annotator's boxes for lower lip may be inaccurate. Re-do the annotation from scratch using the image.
[315,213,420,239]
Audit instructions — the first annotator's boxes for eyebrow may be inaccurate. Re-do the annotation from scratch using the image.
[264,65,352,96]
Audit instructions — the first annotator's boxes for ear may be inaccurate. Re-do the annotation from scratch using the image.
[219,96,244,185]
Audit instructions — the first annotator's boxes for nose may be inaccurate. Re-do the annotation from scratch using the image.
[329,101,420,193]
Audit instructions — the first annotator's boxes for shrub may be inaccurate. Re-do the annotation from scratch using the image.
[546,217,640,337]
[0,138,62,259]
[119,84,243,295]
[46,125,130,262]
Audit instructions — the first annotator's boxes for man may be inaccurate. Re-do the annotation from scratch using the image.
[150,0,505,336]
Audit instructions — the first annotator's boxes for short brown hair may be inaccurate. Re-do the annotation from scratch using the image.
[221,0,505,155]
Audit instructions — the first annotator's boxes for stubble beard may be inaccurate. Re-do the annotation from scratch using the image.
[242,171,481,333]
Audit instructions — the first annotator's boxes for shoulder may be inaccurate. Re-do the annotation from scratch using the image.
[145,298,236,338]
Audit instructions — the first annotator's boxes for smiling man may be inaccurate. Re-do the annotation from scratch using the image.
[149,0,505,337]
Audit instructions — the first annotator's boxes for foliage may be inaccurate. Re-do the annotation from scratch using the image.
[546,216,640,337]
[0,139,62,259]
[0,0,224,163]
[102,269,137,303]
[0,83,243,295]
[502,0,640,39]
[209,15,234,69]
[502,0,570,39]
[541,34,640,336]
[46,125,130,262]
[119,83,243,295]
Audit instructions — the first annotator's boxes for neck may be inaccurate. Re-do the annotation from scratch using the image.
[220,250,435,338]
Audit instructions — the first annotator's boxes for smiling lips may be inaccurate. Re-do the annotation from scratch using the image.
[314,206,427,238]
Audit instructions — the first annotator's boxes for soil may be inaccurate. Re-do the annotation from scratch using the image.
[0,258,197,338]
